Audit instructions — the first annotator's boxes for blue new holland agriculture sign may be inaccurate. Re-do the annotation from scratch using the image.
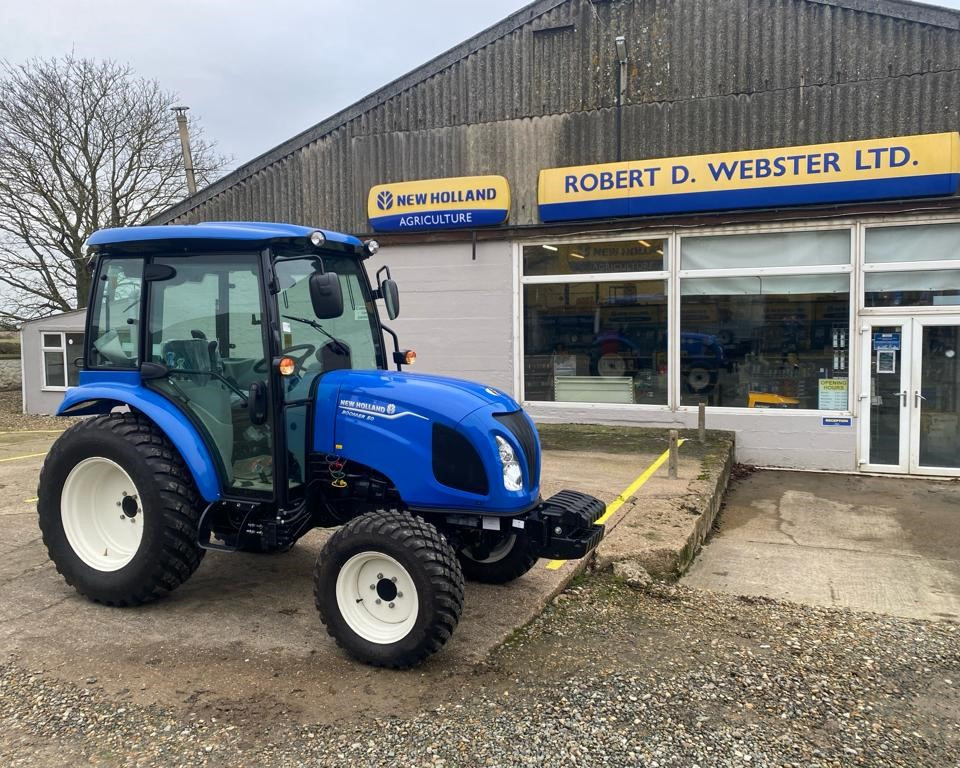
[367,175,510,233]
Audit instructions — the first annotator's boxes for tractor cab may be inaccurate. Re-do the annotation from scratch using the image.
[39,222,605,668]
[82,223,395,505]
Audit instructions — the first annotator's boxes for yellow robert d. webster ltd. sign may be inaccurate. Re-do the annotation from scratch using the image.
[538,133,960,222]
[368,175,511,233]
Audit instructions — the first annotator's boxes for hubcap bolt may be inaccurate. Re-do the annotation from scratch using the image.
[391,576,397,582]
[370,584,376,590]
[388,602,395,609]
[375,599,381,605]
[376,573,383,579]
[397,592,403,598]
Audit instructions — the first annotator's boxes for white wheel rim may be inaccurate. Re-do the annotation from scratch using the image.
[598,354,627,376]
[61,457,143,572]
[335,552,419,645]
[464,534,516,564]
[688,368,711,391]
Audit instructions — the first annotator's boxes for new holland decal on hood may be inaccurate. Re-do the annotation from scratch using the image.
[338,398,428,422]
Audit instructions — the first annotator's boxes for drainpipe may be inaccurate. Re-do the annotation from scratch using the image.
[615,35,628,162]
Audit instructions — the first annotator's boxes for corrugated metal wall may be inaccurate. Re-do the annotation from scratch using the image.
[156,0,960,232]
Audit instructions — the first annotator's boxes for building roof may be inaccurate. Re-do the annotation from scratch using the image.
[87,222,362,248]
[151,0,960,232]
[20,308,86,329]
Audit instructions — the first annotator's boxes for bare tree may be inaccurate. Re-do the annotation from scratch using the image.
[0,55,225,323]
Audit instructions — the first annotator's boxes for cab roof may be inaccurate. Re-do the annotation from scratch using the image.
[86,221,364,249]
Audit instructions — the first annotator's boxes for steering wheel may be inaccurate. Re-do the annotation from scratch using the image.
[253,343,317,373]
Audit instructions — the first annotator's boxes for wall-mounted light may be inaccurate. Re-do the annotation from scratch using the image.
[638,239,651,247]
[615,35,627,64]
[542,244,558,251]
[570,252,585,259]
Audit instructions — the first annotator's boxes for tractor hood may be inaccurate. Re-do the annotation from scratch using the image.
[310,369,540,514]
[317,369,520,426]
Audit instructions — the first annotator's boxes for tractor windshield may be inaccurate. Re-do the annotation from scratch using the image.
[273,253,385,399]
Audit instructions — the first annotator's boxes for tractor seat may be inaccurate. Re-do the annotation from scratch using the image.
[163,338,214,372]
[318,340,351,371]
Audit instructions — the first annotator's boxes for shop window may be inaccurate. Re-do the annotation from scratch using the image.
[524,280,668,404]
[681,230,850,270]
[521,237,669,406]
[679,275,850,409]
[41,332,84,389]
[864,270,960,307]
[865,223,960,263]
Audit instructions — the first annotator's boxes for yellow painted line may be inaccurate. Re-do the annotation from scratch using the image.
[0,452,47,463]
[0,429,64,435]
[24,497,38,503]
[546,439,687,571]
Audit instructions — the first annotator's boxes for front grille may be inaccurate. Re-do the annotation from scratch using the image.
[493,411,540,484]
[432,424,489,495]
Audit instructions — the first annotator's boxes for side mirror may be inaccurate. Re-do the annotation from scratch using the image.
[309,271,343,319]
[381,278,400,320]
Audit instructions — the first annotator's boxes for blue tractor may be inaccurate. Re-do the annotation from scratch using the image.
[37,223,604,668]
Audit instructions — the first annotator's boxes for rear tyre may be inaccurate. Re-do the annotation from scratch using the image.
[314,510,464,668]
[38,413,205,606]
[458,532,539,584]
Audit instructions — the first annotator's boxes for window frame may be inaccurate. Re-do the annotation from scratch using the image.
[676,223,856,415]
[515,221,860,415]
[860,217,960,316]
[40,331,84,392]
[516,231,674,411]
[85,255,145,371]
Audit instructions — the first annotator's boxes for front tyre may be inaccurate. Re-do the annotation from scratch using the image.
[459,532,539,584]
[314,511,464,668]
[37,413,205,606]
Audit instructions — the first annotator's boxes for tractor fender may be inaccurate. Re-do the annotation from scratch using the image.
[57,380,222,503]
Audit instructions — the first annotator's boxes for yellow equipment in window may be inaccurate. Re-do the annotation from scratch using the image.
[748,391,801,408]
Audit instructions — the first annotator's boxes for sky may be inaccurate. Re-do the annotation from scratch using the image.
[1,0,526,171]
[3,0,960,172]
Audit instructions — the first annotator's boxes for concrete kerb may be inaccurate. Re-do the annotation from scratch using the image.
[536,424,736,584]
[594,437,735,581]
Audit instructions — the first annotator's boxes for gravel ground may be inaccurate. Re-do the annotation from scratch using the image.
[0,389,69,431]
[3,577,958,767]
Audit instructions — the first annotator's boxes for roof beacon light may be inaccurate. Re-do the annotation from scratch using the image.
[365,239,380,256]
[309,230,326,247]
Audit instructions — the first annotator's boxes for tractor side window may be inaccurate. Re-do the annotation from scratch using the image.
[89,258,143,368]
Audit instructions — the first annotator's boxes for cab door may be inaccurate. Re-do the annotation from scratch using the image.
[145,253,275,495]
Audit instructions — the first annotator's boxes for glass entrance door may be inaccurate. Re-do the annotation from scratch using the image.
[860,320,910,472]
[910,318,960,475]
[859,317,960,476]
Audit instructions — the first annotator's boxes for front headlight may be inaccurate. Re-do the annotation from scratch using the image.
[496,435,523,491]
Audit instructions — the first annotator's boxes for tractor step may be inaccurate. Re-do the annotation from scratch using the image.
[197,499,311,552]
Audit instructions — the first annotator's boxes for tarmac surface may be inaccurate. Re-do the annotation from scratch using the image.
[0,427,694,724]
[683,469,960,621]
